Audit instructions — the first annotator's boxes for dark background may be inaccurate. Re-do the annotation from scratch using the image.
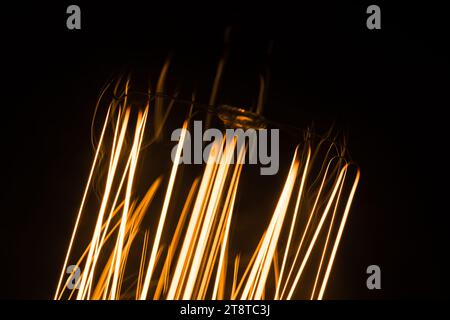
[1,1,449,299]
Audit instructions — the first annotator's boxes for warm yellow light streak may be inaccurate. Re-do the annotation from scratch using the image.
[153,178,199,300]
[182,139,237,299]
[310,165,347,299]
[76,108,131,299]
[317,167,360,300]
[212,145,245,299]
[240,147,300,300]
[139,120,189,300]
[279,156,340,299]
[285,164,348,300]
[111,108,149,299]
[136,230,150,299]
[54,107,111,300]
[165,148,219,299]
[275,146,311,299]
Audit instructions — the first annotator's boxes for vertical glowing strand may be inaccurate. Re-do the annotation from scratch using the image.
[212,145,246,299]
[153,178,200,299]
[253,149,300,299]
[79,108,128,299]
[60,201,124,300]
[110,108,149,299]
[240,146,300,299]
[275,147,311,299]
[317,167,360,300]
[196,144,245,300]
[182,139,238,299]
[54,107,111,300]
[279,157,338,299]
[166,142,222,299]
[310,164,348,299]
[285,164,348,300]
[139,120,189,300]
[91,105,154,299]
[77,108,131,299]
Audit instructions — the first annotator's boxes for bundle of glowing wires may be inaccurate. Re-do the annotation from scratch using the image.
[54,57,360,301]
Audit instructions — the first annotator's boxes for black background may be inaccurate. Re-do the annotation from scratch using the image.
[1,1,449,299]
